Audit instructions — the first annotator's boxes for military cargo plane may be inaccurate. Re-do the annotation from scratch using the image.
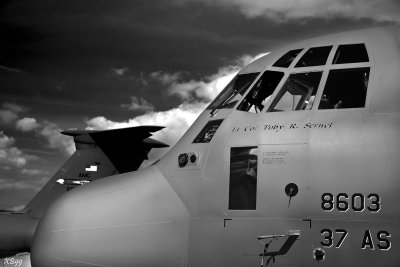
[0,126,167,266]
[31,26,400,266]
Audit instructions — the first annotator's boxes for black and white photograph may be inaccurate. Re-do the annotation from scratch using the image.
[1,0,399,266]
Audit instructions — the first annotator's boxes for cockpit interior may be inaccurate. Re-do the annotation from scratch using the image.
[208,43,370,114]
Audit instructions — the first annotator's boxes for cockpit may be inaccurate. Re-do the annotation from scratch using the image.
[208,43,370,114]
[193,43,372,212]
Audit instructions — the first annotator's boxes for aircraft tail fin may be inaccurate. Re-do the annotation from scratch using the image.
[63,126,168,172]
[22,126,168,219]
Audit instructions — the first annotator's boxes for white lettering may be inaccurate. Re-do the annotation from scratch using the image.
[4,257,23,267]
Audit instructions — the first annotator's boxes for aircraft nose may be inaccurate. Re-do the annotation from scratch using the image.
[31,165,189,267]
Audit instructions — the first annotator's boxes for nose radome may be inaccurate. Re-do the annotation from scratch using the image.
[31,165,189,267]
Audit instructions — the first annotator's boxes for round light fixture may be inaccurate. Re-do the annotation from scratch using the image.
[178,153,189,168]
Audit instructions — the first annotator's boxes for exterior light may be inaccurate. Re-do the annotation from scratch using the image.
[178,153,189,168]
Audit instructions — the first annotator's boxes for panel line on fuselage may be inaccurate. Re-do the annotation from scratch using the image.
[51,219,175,232]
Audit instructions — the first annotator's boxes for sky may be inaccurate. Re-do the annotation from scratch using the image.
[0,0,399,210]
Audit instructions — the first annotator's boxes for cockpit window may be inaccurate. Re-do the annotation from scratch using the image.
[295,46,332,67]
[268,72,323,112]
[229,146,258,210]
[272,49,303,68]
[207,72,259,110]
[237,71,284,113]
[319,68,369,109]
[332,44,369,64]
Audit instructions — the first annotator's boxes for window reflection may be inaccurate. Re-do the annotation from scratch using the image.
[319,68,369,109]
[273,49,303,68]
[333,44,369,64]
[237,71,284,113]
[295,46,332,67]
[208,73,259,111]
[268,72,322,112]
[229,146,258,210]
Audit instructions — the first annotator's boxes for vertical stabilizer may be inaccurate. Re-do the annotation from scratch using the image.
[22,147,117,219]
[21,126,168,219]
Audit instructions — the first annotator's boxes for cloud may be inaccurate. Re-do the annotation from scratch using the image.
[3,102,27,113]
[150,71,183,85]
[85,52,267,164]
[20,168,49,176]
[0,132,14,149]
[236,52,270,66]
[2,53,267,165]
[0,64,22,74]
[38,122,75,155]
[0,147,29,168]
[138,72,149,87]
[0,131,37,168]
[0,110,19,124]
[15,117,40,132]
[87,102,206,144]
[86,102,207,162]
[151,53,268,102]
[1,102,73,158]
[170,66,238,101]
[0,180,34,190]
[111,67,130,76]
[0,102,27,124]
[0,177,47,191]
[12,114,75,156]
[121,96,155,112]
[187,0,400,23]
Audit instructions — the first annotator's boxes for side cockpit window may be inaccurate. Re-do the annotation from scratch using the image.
[268,72,323,112]
[319,68,369,109]
[295,46,332,67]
[193,119,224,143]
[333,44,369,64]
[237,71,284,113]
[229,146,258,210]
[273,49,303,68]
[207,72,259,111]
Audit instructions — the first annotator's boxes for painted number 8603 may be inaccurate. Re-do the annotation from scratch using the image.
[321,193,380,212]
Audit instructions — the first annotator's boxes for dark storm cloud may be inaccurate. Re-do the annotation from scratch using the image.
[182,0,400,23]
[1,0,388,119]
[0,0,251,126]
[2,0,255,73]
[2,0,390,77]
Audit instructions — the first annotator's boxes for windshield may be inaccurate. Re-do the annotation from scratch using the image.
[268,72,323,112]
[207,72,259,110]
